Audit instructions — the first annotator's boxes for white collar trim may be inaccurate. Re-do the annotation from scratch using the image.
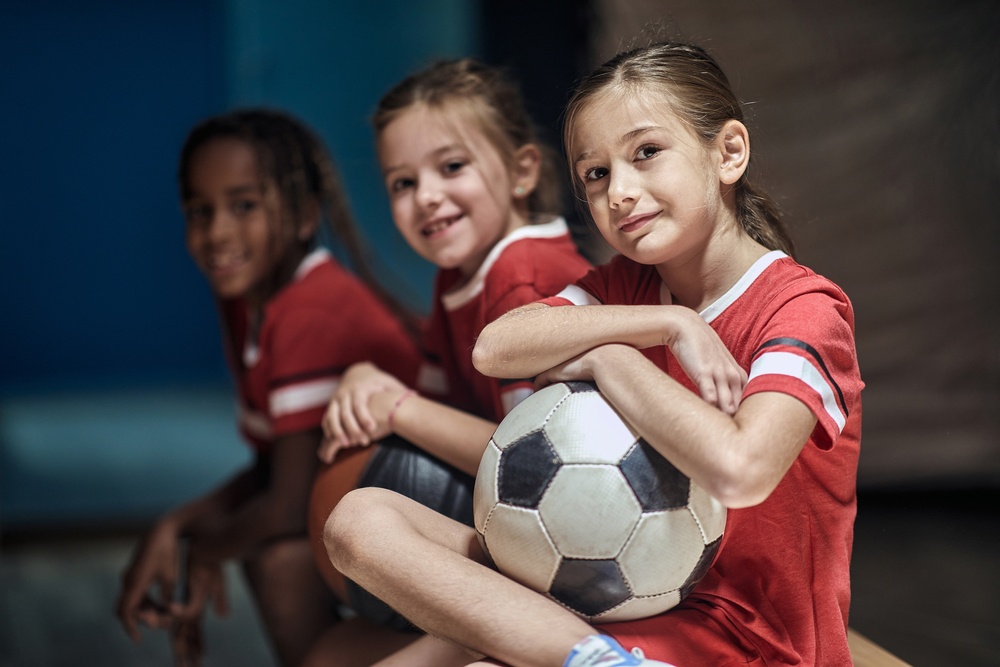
[294,247,329,280]
[441,217,569,311]
[699,250,787,323]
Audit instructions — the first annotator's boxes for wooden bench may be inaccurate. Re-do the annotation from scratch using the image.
[848,628,912,667]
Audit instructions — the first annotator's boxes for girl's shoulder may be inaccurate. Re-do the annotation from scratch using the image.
[717,253,856,334]
[266,249,393,323]
[442,218,591,311]
[761,255,854,311]
[573,254,660,306]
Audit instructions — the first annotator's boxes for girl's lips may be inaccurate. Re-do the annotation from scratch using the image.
[618,211,660,233]
[207,251,249,276]
[422,213,462,237]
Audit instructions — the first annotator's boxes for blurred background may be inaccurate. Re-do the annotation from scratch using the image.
[1,0,997,665]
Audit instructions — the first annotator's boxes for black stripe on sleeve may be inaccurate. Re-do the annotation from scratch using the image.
[754,338,848,418]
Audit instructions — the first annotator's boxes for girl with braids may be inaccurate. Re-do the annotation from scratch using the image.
[116,109,422,666]
[324,41,862,667]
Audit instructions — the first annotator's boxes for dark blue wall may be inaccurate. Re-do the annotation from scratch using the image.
[0,0,475,392]
[1,0,228,388]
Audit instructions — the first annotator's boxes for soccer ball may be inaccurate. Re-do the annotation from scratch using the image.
[473,381,726,623]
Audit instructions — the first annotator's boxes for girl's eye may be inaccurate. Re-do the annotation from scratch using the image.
[582,166,608,182]
[232,199,259,215]
[390,177,414,193]
[636,145,661,161]
[442,159,466,175]
[183,204,212,226]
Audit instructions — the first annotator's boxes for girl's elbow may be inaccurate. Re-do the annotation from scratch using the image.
[471,335,500,376]
[707,465,780,509]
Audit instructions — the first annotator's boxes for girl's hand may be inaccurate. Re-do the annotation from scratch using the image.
[534,349,599,388]
[319,362,408,462]
[664,308,747,415]
[116,520,181,642]
[168,550,229,626]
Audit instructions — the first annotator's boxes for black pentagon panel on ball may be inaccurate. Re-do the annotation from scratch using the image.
[498,430,561,508]
[550,558,631,617]
[620,440,691,510]
[564,380,599,393]
[678,536,722,601]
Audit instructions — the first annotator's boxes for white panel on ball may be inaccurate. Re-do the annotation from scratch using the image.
[687,483,727,543]
[544,392,638,464]
[473,441,502,534]
[482,504,561,593]
[618,511,707,596]
[490,383,570,449]
[538,466,641,559]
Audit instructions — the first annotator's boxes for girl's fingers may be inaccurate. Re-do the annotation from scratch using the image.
[323,403,347,446]
[352,390,378,434]
[321,401,344,442]
[116,589,143,641]
[339,395,369,445]
[317,437,343,464]
[716,381,736,416]
[697,375,719,410]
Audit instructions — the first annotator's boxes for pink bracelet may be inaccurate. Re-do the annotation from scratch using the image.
[387,389,417,432]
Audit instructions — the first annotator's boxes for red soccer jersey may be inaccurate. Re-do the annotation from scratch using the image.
[416,218,591,422]
[544,251,862,666]
[221,248,421,452]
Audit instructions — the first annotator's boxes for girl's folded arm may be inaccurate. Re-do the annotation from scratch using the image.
[473,302,695,379]
[555,344,816,508]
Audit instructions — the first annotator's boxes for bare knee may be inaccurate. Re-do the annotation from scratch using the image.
[323,487,403,574]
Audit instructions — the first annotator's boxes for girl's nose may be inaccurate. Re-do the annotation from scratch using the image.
[608,168,638,209]
[205,211,236,241]
[415,178,444,210]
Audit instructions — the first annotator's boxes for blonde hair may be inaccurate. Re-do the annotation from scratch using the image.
[372,58,561,218]
[564,41,795,256]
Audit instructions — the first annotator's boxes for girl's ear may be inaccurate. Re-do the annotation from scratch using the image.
[297,198,321,241]
[716,119,750,185]
[511,143,542,200]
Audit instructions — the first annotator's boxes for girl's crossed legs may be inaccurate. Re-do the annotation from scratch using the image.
[325,487,596,667]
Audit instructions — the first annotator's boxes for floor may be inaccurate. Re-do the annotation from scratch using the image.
[2,490,998,667]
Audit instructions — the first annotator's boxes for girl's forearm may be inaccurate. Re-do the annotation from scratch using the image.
[388,393,497,477]
[583,345,814,508]
[164,467,261,540]
[473,303,689,379]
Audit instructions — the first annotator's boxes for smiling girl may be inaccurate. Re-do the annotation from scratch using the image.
[116,109,422,667]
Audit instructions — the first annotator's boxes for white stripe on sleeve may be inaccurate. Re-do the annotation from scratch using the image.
[748,351,846,433]
[269,378,340,418]
[555,284,601,306]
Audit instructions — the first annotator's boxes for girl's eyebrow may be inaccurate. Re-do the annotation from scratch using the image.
[573,126,662,165]
[225,184,259,196]
[383,143,467,176]
[183,183,258,200]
